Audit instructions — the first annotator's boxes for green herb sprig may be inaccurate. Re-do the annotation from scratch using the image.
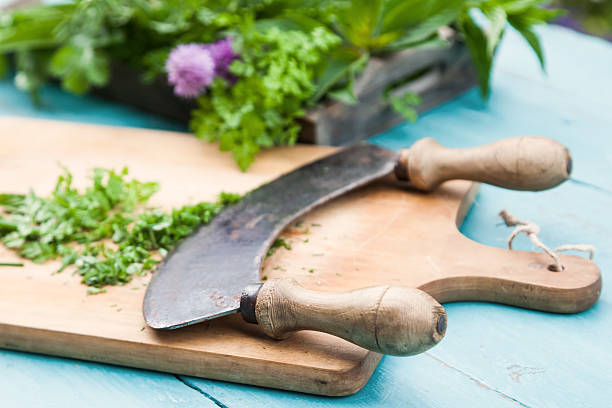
[0,168,240,291]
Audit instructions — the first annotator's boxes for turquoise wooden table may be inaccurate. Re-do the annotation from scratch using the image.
[1,25,610,407]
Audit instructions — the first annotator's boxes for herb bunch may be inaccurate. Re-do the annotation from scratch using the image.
[0,0,561,169]
[191,23,340,170]
[0,168,240,293]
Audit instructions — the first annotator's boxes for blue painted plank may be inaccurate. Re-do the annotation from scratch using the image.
[179,352,523,408]
[0,350,218,408]
[496,25,612,111]
[0,80,186,132]
[427,182,611,408]
[1,24,611,407]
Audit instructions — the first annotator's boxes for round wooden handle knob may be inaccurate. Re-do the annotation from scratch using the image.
[250,279,446,356]
[394,136,571,191]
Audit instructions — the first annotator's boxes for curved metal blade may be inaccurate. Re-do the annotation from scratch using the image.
[143,143,398,329]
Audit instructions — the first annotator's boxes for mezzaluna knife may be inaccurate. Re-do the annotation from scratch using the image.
[144,136,571,356]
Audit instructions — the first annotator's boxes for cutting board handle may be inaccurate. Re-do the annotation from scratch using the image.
[242,279,446,356]
[395,136,571,191]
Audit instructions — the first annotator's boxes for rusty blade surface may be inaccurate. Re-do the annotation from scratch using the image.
[143,143,398,329]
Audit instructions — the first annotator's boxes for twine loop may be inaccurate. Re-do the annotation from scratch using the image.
[499,209,594,272]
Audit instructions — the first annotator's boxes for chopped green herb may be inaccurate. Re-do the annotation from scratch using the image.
[335,272,342,277]
[0,262,24,267]
[87,287,106,295]
[262,275,268,281]
[0,168,241,292]
[308,269,314,274]
[140,326,145,331]
[266,237,292,258]
[303,238,309,243]
[295,221,303,228]
[311,223,321,227]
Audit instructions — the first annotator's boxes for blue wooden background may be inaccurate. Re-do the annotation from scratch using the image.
[1,25,610,407]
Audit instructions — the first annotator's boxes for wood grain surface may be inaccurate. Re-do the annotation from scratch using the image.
[0,117,601,396]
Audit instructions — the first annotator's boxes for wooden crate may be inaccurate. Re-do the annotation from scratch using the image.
[94,33,477,146]
[299,38,476,145]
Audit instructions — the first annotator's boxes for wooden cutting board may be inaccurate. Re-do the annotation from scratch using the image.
[0,118,601,396]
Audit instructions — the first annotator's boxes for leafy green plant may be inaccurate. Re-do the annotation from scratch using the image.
[0,0,560,169]
[0,1,245,98]
[306,0,463,112]
[457,1,564,98]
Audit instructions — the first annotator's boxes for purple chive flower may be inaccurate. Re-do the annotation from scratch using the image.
[165,44,215,98]
[203,37,238,79]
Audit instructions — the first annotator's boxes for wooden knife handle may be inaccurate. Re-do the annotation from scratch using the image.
[394,136,571,191]
[241,279,446,356]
